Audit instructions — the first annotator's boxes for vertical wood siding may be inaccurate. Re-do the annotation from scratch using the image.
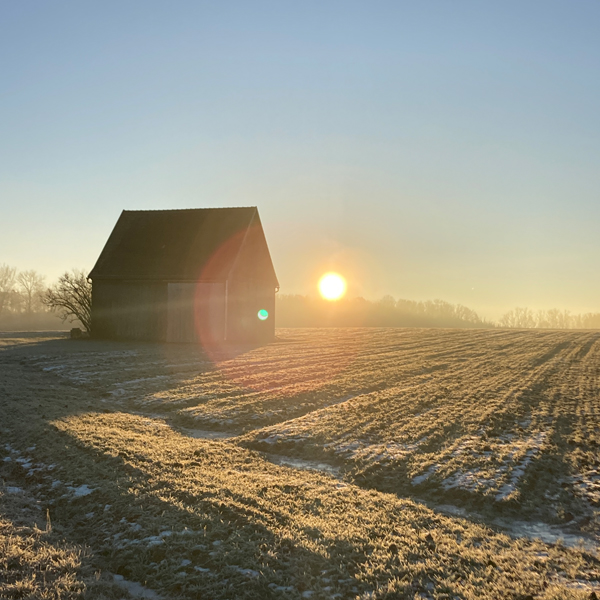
[167,283,226,343]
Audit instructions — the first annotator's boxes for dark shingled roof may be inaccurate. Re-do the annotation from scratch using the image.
[88,207,278,284]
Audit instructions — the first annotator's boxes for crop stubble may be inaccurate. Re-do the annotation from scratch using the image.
[2,329,600,599]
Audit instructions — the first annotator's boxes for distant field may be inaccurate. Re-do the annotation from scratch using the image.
[1,329,600,599]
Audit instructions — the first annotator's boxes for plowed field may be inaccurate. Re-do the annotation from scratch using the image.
[1,329,600,599]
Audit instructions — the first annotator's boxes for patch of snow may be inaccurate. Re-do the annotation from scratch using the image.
[327,438,427,464]
[435,504,468,518]
[143,536,164,547]
[412,465,439,486]
[180,427,234,440]
[449,436,480,457]
[112,574,161,599]
[4,486,23,494]
[495,432,547,501]
[571,467,600,506]
[268,583,295,592]
[556,577,600,591]
[494,518,598,552]
[194,566,211,573]
[261,433,286,445]
[70,484,95,497]
[233,567,260,578]
[265,454,341,478]
[442,469,496,492]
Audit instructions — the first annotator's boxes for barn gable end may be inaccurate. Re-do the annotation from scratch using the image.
[89,207,278,343]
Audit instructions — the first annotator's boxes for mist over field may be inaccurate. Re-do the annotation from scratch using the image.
[3,262,600,332]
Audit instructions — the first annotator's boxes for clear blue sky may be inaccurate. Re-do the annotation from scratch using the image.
[1,1,599,318]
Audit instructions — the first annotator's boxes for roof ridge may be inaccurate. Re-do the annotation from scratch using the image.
[122,206,257,213]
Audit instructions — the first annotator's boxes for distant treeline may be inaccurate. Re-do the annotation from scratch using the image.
[498,307,600,330]
[277,295,600,330]
[3,261,600,331]
[0,264,65,330]
[276,294,495,328]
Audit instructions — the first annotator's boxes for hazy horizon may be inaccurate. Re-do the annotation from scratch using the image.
[2,2,599,321]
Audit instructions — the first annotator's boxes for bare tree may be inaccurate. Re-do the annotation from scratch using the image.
[17,270,46,314]
[499,307,536,328]
[0,264,17,315]
[41,270,92,333]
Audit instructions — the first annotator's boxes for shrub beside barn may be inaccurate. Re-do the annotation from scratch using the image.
[88,207,278,343]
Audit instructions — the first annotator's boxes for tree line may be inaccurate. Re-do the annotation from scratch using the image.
[0,265,46,315]
[276,294,495,328]
[276,294,600,329]
[498,306,600,330]
[1,262,599,331]
[0,264,91,331]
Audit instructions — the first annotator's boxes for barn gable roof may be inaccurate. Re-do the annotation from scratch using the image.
[88,207,278,285]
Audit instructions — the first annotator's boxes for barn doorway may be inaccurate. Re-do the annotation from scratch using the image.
[167,283,226,344]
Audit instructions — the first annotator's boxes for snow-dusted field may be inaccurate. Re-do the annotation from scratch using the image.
[2,329,600,599]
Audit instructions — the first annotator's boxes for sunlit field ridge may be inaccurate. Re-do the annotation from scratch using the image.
[1,329,600,599]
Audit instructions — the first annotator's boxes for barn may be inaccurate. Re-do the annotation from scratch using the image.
[88,207,278,344]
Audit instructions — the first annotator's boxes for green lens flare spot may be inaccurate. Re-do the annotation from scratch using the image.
[258,309,269,321]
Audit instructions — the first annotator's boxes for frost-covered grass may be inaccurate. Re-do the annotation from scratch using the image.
[0,469,126,599]
[2,329,600,599]
[4,407,600,599]
[237,329,600,531]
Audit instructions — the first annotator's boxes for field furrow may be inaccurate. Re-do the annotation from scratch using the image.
[3,328,600,599]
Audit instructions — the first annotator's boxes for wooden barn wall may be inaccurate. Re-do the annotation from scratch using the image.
[230,221,277,284]
[92,281,168,341]
[226,222,277,342]
[226,280,275,342]
[167,282,226,344]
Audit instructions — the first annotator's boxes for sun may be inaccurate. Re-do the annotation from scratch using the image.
[318,272,347,301]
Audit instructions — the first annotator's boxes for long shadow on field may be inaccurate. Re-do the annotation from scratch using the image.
[5,336,369,434]
[0,339,376,599]
[343,366,597,540]
[1,437,337,595]
[242,333,599,543]
[3,334,600,599]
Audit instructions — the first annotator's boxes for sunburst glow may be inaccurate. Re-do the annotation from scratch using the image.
[318,272,347,301]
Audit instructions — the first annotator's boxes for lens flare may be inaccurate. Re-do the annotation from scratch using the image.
[318,272,347,301]
[258,309,269,320]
